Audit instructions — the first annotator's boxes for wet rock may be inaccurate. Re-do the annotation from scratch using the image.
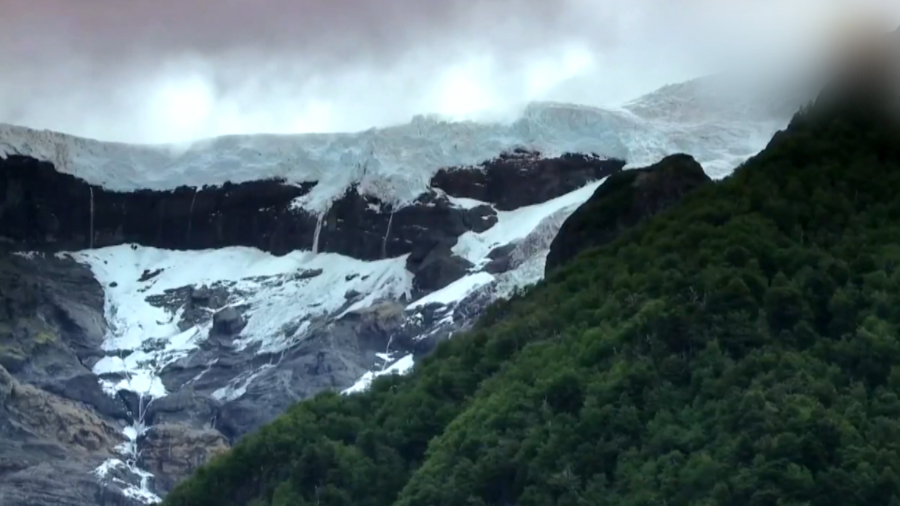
[214,353,358,440]
[546,153,711,274]
[145,283,233,332]
[157,342,270,397]
[0,364,133,506]
[0,154,318,254]
[406,239,473,296]
[139,424,229,494]
[482,243,517,274]
[316,186,497,261]
[211,307,246,337]
[293,268,323,280]
[40,373,130,422]
[0,460,141,506]
[145,390,220,427]
[5,381,123,453]
[215,304,411,439]
[0,253,108,390]
[138,268,163,282]
[116,390,143,420]
[0,365,13,400]
[431,150,626,210]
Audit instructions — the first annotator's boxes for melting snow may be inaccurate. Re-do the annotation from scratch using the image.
[407,272,495,310]
[4,74,816,494]
[94,459,163,504]
[341,354,415,395]
[67,244,413,399]
[71,243,412,500]
[444,194,489,209]
[452,178,605,269]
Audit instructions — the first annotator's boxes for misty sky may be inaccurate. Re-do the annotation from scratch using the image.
[2,0,899,144]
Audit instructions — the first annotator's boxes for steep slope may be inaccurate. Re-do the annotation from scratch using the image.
[544,152,711,275]
[0,74,804,505]
[164,79,900,504]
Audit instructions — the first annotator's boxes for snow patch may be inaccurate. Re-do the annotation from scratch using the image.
[76,244,413,499]
[67,244,413,399]
[404,178,603,342]
[452,178,605,269]
[407,272,495,309]
[341,354,415,395]
[95,408,160,505]
[94,458,162,504]
[445,194,489,209]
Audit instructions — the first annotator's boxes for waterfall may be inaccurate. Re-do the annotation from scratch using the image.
[381,209,394,259]
[118,375,161,503]
[187,187,200,245]
[312,213,325,254]
[89,186,95,249]
[380,335,394,372]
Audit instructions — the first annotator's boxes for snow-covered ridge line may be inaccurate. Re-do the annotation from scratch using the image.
[0,77,800,213]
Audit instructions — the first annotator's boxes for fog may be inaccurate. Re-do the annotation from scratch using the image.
[2,0,899,144]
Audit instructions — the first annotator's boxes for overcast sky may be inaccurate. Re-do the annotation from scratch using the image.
[2,0,899,144]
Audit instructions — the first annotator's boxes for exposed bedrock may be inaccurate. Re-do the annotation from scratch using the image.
[0,151,625,263]
[0,253,148,506]
[155,300,434,441]
[430,149,626,210]
[0,252,127,420]
[0,148,627,504]
[0,154,317,254]
[545,153,711,275]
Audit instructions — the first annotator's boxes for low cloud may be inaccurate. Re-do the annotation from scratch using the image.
[2,0,899,143]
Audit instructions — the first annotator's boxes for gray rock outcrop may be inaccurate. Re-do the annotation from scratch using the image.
[0,147,625,504]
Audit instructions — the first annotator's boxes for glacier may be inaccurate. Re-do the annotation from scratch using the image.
[0,74,809,215]
[0,72,815,503]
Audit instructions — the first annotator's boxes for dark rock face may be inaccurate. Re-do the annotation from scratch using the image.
[209,302,414,439]
[406,238,473,296]
[0,253,125,417]
[0,365,139,506]
[482,243,518,274]
[211,307,246,336]
[0,253,152,505]
[0,155,497,270]
[1,150,618,276]
[317,185,497,261]
[0,155,318,254]
[139,424,228,495]
[431,149,626,210]
[545,154,711,274]
[144,390,221,427]
[0,146,625,504]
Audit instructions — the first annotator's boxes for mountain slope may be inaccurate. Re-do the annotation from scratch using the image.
[165,83,900,504]
[0,74,805,505]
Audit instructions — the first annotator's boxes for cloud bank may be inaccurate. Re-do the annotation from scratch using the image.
[2,0,899,144]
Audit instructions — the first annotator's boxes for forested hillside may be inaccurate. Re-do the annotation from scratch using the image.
[164,81,900,505]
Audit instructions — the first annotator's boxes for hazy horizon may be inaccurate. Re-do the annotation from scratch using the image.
[3,0,899,144]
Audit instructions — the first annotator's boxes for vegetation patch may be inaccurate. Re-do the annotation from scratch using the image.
[166,97,900,505]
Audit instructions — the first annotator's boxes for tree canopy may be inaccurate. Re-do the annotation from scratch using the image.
[164,91,900,506]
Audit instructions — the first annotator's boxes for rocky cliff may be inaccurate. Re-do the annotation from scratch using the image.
[0,147,624,505]
[544,153,712,275]
[0,73,799,505]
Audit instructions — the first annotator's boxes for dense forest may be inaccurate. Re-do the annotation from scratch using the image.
[164,82,900,505]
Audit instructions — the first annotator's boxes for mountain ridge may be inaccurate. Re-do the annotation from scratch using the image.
[163,64,900,505]
[0,74,806,505]
[0,77,803,213]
